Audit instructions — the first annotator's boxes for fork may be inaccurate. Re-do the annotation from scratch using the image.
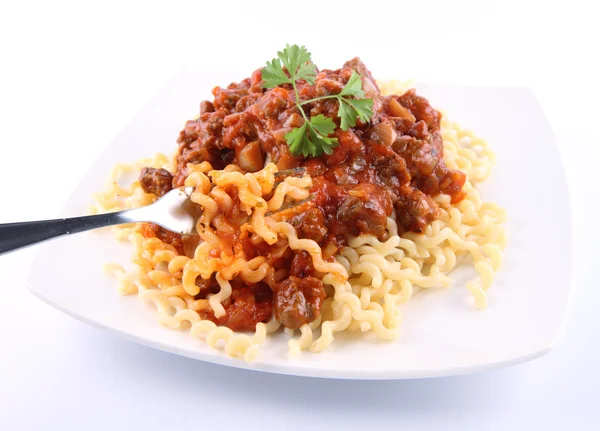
[0,186,197,256]
[0,168,311,256]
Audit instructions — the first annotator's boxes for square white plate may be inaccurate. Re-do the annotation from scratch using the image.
[27,69,573,379]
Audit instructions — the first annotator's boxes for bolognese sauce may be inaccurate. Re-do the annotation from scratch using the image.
[138,58,466,331]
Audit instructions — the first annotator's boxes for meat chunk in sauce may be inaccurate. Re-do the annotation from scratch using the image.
[274,276,326,329]
[290,250,315,278]
[290,208,328,244]
[139,167,173,197]
[394,190,440,233]
[221,285,273,331]
[194,276,221,299]
[336,184,392,238]
[397,89,441,131]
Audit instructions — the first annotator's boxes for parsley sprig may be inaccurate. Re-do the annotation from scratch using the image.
[262,44,374,157]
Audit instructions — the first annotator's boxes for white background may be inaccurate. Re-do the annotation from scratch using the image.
[0,1,598,429]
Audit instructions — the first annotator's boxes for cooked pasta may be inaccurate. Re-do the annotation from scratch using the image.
[92,55,506,362]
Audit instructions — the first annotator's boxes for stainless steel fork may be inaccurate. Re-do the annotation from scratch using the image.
[0,167,312,256]
[0,186,196,255]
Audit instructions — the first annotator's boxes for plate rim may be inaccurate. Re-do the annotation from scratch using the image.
[27,283,555,379]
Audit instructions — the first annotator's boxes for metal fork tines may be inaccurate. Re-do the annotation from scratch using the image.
[0,186,196,255]
[273,167,307,185]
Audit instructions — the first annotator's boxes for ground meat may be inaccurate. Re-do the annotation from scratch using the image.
[437,166,467,203]
[289,208,328,243]
[397,89,442,131]
[194,276,220,299]
[367,140,412,198]
[274,276,326,329]
[394,190,441,233]
[200,100,215,114]
[221,285,273,331]
[394,134,441,178]
[139,168,173,197]
[289,250,315,278]
[336,184,392,238]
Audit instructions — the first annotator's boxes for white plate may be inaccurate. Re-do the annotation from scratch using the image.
[27,69,573,379]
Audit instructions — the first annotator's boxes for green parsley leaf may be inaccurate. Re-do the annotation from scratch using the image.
[264,45,374,157]
[295,61,317,85]
[307,125,338,156]
[309,114,336,136]
[338,72,373,129]
[338,98,374,131]
[285,123,311,157]
[262,58,291,88]
[277,44,311,80]
[337,101,357,131]
[320,137,338,155]
[284,116,338,157]
[339,71,366,98]
[343,98,374,123]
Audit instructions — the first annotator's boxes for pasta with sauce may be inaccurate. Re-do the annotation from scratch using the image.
[92,57,506,361]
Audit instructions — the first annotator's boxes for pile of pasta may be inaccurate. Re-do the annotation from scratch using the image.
[91,82,506,362]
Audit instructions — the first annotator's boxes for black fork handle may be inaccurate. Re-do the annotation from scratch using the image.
[0,211,132,255]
